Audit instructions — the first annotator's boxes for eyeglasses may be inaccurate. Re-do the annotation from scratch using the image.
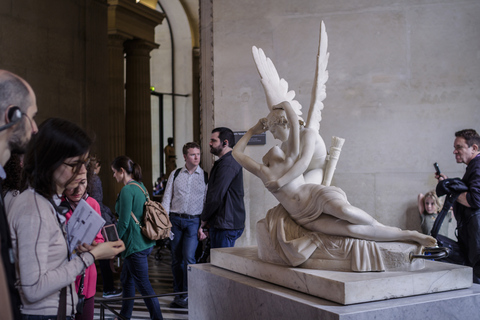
[63,158,90,171]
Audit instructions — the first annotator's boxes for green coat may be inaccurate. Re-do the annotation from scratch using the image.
[115,181,156,258]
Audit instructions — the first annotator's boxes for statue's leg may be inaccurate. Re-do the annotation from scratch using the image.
[303,214,437,247]
[322,199,383,226]
[304,169,325,185]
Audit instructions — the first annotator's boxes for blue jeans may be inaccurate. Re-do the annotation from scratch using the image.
[170,215,200,293]
[120,247,163,320]
[210,228,244,249]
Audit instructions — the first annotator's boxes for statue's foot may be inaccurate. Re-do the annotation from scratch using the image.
[415,232,437,247]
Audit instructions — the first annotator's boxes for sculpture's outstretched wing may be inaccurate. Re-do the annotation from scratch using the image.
[252,46,303,118]
[306,21,329,131]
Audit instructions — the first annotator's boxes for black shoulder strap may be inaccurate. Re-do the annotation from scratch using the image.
[173,168,182,183]
[430,193,459,238]
[204,171,208,185]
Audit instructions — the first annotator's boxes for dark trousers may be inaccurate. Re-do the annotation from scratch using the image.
[120,247,163,320]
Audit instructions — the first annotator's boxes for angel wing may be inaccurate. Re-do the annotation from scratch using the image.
[306,21,329,132]
[252,46,303,118]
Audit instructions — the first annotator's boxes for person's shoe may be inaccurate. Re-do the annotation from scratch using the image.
[103,288,123,298]
[175,295,188,308]
[170,295,188,309]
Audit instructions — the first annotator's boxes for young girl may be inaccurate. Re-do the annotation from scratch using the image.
[63,174,104,320]
[417,191,450,236]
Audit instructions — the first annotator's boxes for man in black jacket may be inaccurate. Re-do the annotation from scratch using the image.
[0,70,39,319]
[436,129,480,283]
[200,127,246,249]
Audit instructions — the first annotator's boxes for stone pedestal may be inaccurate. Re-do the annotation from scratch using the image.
[209,246,472,304]
[189,263,480,320]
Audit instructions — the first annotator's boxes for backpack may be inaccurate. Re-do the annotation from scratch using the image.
[129,182,172,240]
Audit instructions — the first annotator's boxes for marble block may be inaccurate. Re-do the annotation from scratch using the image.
[210,246,472,305]
[189,263,480,320]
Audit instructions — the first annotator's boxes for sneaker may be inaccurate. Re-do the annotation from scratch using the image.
[103,288,123,298]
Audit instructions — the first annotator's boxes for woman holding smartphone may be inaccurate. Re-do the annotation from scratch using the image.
[7,118,125,319]
[111,155,163,320]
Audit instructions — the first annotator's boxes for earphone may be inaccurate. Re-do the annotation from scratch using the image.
[223,141,227,146]
[0,106,22,132]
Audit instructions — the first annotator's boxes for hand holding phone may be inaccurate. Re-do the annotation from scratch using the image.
[434,162,441,175]
[102,224,119,242]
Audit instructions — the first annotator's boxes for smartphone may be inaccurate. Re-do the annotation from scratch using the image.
[102,224,119,242]
[433,162,441,175]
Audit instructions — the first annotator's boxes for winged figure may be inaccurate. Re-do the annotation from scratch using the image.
[252,21,338,190]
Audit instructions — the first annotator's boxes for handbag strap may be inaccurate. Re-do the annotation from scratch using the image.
[57,287,67,320]
[130,211,141,226]
[129,182,150,200]
[78,273,85,294]
[430,193,459,238]
[128,182,147,227]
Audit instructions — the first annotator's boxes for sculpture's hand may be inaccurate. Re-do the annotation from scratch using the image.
[265,180,282,192]
[250,118,268,135]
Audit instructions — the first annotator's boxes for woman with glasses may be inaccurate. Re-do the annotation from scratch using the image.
[111,155,163,320]
[7,118,125,319]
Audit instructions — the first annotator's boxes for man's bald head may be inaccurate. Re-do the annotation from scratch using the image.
[0,70,35,116]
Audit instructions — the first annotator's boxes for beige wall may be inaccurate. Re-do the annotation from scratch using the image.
[211,0,480,246]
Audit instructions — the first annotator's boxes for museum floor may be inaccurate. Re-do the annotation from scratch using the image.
[93,245,188,320]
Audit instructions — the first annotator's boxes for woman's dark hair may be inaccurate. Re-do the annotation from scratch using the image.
[1,153,24,196]
[111,155,142,182]
[23,118,92,199]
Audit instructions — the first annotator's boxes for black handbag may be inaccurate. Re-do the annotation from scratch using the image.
[430,178,469,265]
[76,273,86,315]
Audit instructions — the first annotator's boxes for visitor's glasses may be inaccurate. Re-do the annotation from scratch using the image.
[63,158,90,172]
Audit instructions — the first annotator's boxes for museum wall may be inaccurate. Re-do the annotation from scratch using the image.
[0,0,111,192]
[211,0,480,246]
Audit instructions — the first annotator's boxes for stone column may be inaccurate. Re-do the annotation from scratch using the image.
[105,34,127,209]
[124,39,158,194]
[199,0,215,173]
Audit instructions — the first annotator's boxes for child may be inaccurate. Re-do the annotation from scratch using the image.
[417,191,451,236]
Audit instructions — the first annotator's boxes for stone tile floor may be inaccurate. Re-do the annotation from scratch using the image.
[93,245,189,320]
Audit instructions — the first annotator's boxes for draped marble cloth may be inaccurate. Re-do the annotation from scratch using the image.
[261,186,387,271]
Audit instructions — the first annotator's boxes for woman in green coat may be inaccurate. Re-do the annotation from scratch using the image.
[111,155,163,320]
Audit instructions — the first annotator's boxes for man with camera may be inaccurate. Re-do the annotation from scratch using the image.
[436,129,480,283]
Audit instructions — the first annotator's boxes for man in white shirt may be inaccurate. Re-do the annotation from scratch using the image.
[161,142,207,308]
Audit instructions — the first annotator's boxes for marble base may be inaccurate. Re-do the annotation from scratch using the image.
[189,263,480,320]
[210,246,472,305]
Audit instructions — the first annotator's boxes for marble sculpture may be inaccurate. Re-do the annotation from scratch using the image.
[232,21,437,271]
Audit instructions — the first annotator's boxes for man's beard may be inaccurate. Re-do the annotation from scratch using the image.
[210,145,223,156]
[8,120,29,154]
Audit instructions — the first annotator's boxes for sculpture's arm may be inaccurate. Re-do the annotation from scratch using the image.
[265,102,312,192]
[281,101,300,158]
[270,131,316,191]
[232,120,266,179]
[417,193,425,216]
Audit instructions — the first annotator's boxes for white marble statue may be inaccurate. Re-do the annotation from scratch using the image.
[232,22,437,269]
[251,21,332,190]
[232,100,437,248]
